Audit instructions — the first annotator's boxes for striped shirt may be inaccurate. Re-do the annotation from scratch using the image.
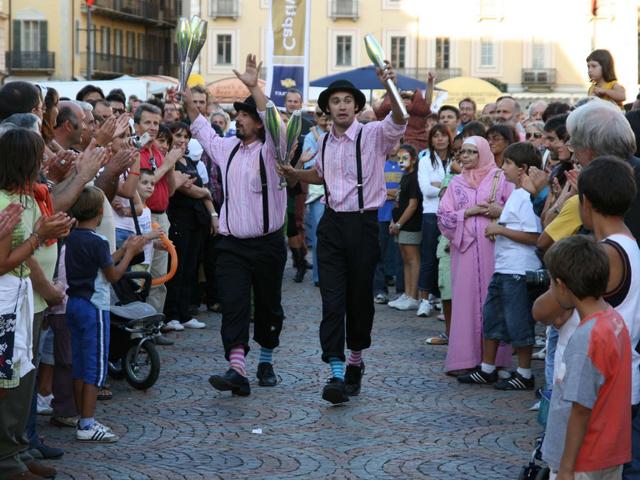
[316,113,405,212]
[191,113,287,239]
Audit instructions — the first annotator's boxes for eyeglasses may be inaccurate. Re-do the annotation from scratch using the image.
[525,132,543,140]
[459,148,479,156]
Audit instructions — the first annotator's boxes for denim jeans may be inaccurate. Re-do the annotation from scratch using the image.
[623,404,640,479]
[418,213,441,297]
[115,227,134,249]
[306,200,325,284]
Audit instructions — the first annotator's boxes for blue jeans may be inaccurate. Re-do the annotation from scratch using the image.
[307,200,325,284]
[115,227,134,249]
[545,326,559,391]
[418,213,441,297]
[373,221,402,295]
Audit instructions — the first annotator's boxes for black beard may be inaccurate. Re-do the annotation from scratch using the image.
[235,130,246,140]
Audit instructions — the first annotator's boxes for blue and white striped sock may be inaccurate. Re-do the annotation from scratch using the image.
[259,347,274,365]
[329,357,344,380]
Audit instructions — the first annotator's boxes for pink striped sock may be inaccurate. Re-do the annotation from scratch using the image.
[229,346,246,377]
[347,350,363,367]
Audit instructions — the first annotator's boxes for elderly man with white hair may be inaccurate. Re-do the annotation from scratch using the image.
[527,100,548,122]
[533,98,640,480]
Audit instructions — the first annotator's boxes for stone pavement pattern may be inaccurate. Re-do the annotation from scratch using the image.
[41,268,544,479]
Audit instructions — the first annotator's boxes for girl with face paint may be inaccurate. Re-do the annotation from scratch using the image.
[388,145,423,311]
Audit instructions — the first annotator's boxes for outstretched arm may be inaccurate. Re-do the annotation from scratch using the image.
[234,54,266,111]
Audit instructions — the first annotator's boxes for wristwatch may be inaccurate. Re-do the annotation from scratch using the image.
[395,222,402,230]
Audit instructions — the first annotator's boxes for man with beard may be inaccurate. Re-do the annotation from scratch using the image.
[279,62,407,404]
[185,54,287,397]
[495,95,525,139]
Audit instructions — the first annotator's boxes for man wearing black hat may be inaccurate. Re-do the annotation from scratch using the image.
[184,54,287,397]
[279,62,407,404]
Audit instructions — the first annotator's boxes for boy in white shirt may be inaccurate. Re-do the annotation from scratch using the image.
[459,142,542,389]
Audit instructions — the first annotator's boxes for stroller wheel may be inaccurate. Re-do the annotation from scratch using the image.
[108,359,125,380]
[124,341,160,390]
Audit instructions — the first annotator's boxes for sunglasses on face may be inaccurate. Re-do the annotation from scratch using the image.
[315,111,324,117]
[526,132,543,140]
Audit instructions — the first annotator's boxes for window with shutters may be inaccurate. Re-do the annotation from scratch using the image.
[336,35,352,66]
[390,37,406,69]
[435,37,450,69]
[127,32,136,58]
[21,20,40,51]
[101,27,111,55]
[216,34,232,65]
[114,29,123,56]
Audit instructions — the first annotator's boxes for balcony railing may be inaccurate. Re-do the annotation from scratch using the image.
[6,51,55,72]
[330,0,359,19]
[396,68,462,82]
[82,53,177,78]
[89,0,177,27]
[210,0,240,19]
[522,68,557,90]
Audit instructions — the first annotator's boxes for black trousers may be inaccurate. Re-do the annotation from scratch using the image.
[215,229,287,359]
[164,223,204,322]
[317,209,380,363]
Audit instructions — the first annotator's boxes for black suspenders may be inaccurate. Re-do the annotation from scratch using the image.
[225,143,269,236]
[321,128,364,212]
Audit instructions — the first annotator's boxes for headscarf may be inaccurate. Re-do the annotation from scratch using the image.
[461,136,498,188]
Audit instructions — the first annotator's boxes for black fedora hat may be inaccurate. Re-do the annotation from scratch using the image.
[317,80,366,115]
[233,95,260,120]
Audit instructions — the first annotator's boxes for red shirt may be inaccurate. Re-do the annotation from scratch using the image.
[139,143,169,212]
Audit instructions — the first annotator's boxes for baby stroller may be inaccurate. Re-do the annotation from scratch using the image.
[107,271,164,390]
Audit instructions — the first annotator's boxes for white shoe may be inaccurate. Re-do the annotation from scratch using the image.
[416,299,433,317]
[183,318,206,329]
[165,320,185,331]
[387,293,408,309]
[428,294,442,311]
[532,347,546,360]
[394,297,420,311]
[37,394,53,415]
[76,421,119,442]
[374,293,388,304]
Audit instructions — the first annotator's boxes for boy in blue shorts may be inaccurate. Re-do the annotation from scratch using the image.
[459,142,543,389]
[66,186,146,442]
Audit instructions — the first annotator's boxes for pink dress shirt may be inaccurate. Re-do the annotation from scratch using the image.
[316,113,406,212]
[191,113,287,239]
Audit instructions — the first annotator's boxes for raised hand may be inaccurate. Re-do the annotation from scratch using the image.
[0,203,24,242]
[113,114,131,139]
[521,166,548,196]
[107,148,138,176]
[95,116,118,146]
[376,60,397,86]
[124,235,147,255]
[34,212,75,241]
[76,140,109,183]
[44,150,76,183]
[164,147,183,168]
[233,54,262,89]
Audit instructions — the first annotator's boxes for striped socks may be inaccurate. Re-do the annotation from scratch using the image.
[259,347,273,365]
[229,346,246,377]
[328,357,344,380]
[347,350,363,367]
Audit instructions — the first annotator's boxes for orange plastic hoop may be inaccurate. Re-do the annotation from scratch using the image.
[151,222,178,286]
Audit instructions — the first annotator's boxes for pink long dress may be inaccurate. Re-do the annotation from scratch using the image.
[437,169,514,372]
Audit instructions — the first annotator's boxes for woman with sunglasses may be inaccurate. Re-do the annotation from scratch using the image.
[437,136,514,375]
[525,121,545,148]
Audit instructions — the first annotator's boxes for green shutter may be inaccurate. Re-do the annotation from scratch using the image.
[12,20,20,51]
[39,21,48,53]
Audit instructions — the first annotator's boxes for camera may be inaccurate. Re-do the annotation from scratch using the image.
[128,132,152,150]
[525,269,550,289]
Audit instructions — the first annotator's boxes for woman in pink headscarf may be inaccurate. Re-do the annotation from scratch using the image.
[437,136,514,374]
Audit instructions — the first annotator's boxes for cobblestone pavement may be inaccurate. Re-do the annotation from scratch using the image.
[41,266,544,479]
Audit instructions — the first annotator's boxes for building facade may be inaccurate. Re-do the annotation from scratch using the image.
[6,0,183,82]
[200,0,640,103]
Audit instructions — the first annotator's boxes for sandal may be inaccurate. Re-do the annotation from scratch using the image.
[425,333,449,345]
[97,388,113,401]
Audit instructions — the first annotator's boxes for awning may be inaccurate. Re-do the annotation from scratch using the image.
[310,65,426,90]
[435,76,503,110]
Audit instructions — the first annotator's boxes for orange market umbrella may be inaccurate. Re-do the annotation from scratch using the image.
[206,78,266,104]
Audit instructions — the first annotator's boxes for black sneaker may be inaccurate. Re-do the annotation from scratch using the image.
[457,367,498,385]
[322,377,349,404]
[208,368,251,396]
[344,362,365,396]
[494,372,535,391]
[256,362,277,387]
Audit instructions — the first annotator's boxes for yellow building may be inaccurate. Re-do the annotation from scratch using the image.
[6,0,181,82]
[200,0,640,104]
